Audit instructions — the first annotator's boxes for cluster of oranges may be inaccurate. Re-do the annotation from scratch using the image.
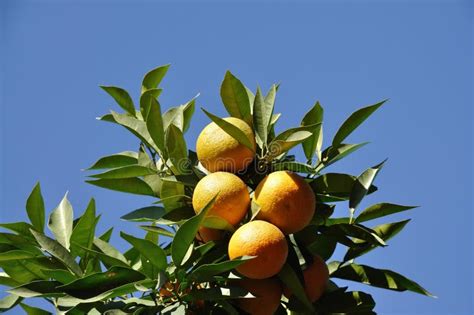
[191,117,329,314]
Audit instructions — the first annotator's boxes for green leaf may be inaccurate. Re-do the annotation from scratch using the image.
[0,259,48,283]
[220,71,252,125]
[58,266,146,299]
[86,151,138,170]
[140,225,174,238]
[0,294,21,312]
[99,227,113,242]
[0,250,37,261]
[48,193,73,250]
[355,203,417,223]
[142,64,170,93]
[267,124,320,159]
[162,97,196,134]
[86,178,155,197]
[332,100,387,146]
[20,303,52,315]
[317,142,369,171]
[0,273,21,287]
[120,232,167,271]
[277,263,314,312]
[89,165,156,179]
[349,160,386,212]
[41,269,76,284]
[146,96,166,154]
[109,111,158,151]
[71,198,97,257]
[315,289,375,314]
[272,161,315,174]
[344,220,410,261]
[26,182,45,233]
[326,223,386,247]
[188,256,253,282]
[140,88,163,119]
[75,244,129,269]
[93,237,128,265]
[121,206,166,222]
[160,179,187,212]
[331,261,434,297]
[30,230,83,276]
[171,195,217,266]
[8,280,62,298]
[201,216,235,232]
[253,87,275,148]
[0,222,36,238]
[306,234,337,261]
[165,124,188,174]
[301,101,324,162]
[100,86,136,116]
[311,173,377,202]
[201,108,255,151]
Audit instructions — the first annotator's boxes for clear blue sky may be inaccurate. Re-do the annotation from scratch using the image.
[1,1,472,314]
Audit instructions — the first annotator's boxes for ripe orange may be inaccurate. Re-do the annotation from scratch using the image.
[254,171,316,234]
[233,278,282,315]
[192,172,250,227]
[196,117,256,173]
[196,226,223,243]
[284,255,329,302]
[228,220,288,279]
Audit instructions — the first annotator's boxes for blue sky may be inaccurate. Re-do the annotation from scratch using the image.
[1,1,472,314]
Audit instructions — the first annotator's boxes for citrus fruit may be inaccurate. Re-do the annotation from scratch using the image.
[196,117,256,173]
[233,278,282,315]
[192,172,250,227]
[254,171,316,234]
[196,226,223,243]
[228,220,288,279]
[284,255,329,302]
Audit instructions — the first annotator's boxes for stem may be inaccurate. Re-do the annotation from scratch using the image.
[349,207,355,224]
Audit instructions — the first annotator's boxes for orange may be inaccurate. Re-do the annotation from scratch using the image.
[192,172,250,227]
[284,255,329,302]
[228,220,288,279]
[196,226,223,243]
[233,278,282,315]
[254,171,316,234]
[196,117,256,173]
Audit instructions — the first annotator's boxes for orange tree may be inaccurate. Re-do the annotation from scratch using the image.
[0,65,433,314]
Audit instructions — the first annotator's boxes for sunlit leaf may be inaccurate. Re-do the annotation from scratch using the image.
[172,195,217,266]
[120,232,167,271]
[30,230,82,276]
[47,193,73,250]
[350,160,386,213]
[86,151,138,170]
[58,266,146,299]
[331,261,434,297]
[26,182,45,233]
[220,71,252,125]
[355,203,417,223]
[142,64,170,93]
[71,198,97,257]
[20,303,52,315]
[202,108,255,151]
[86,178,155,197]
[332,100,387,146]
[146,96,166,155]
[100,86,135,116]
[301,101,324,162]
[121,206,166,222]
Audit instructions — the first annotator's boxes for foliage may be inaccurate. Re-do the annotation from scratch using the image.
[0,65,432,314]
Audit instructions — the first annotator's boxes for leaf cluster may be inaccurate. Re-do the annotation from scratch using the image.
[0,66,432,314]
